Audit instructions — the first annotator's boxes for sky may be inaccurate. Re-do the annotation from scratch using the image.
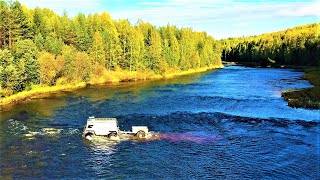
[19,0,320,39]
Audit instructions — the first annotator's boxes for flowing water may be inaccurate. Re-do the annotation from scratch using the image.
[0,66,319,179]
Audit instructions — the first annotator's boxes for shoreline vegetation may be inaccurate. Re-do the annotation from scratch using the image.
[225,61,320,109]
[281,66,320,109]
[221,23,320,109]
[0,1,222,106]
[0,1,319,109]
[0,65,223,106]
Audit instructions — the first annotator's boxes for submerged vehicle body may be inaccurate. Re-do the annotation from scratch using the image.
[83,117,153,140]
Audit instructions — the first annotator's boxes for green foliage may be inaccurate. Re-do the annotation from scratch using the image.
[90,31,105,65]
[96,12,122,70]
[160,25,180,68]
[0,1,33,49]
[0,39,39,94]
[61,45,77,82]
[13,39,38,59]
[0,42,37,93]
[0,1,8,48]
[221,23,320,66]
[137,22,164,73]
[0,0,222,97]
[147,27,163,73]
[13,39,39,87]
[44,36,64,55]
[0,49,18,94]
[117,20,145,71]
[73,13,91,51]
[72,51,92,82]
[34,33,45,51]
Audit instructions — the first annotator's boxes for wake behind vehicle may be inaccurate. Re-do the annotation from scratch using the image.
[83,116,152,140]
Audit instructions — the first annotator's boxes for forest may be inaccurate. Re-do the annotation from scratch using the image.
[0,1,222,97]
[221,23,320,66]
[219,23,320,109]
[0,0,319,106]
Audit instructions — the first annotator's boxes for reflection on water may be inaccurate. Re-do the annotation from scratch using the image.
[160,132,221,143]
[0,66,319,179]
[0,70,208,120]
[86,138,118,157]
[74,70,208,102]
[0,98,67,121]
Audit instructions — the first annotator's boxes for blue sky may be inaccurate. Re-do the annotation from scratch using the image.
[19,0,319,39]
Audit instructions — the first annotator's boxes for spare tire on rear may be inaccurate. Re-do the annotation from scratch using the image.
[135,130,146,139]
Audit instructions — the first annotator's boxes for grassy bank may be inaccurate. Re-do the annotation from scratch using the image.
[0,82,87,106]
[0,65,223,107]
[281,66,320,109]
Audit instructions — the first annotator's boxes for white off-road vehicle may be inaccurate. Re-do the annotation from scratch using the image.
[83,117,151,140]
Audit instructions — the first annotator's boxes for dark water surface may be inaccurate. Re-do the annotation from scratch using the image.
[0,66,319,179]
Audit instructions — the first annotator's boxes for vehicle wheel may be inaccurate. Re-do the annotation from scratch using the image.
[136,130,146,139]
[108,132,118,140]
[85,133,94,140]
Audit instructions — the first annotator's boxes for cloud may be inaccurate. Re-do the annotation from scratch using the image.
[276,1,320,17]
[19,0,101,16]
[110,0,319,38]
[17,0,320,38]
[113,0,319,21]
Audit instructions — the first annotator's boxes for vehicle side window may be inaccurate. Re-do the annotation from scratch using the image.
[88,125,93,128]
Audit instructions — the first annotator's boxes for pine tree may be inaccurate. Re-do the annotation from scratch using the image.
[90,31,105,66]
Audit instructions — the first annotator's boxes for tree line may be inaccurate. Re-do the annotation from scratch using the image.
[220,23,320,66]
[0,1,222,97]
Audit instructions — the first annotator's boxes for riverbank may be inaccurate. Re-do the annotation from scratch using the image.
[223,61,319,109]
[0,65,223,107]
[281,66,320,109]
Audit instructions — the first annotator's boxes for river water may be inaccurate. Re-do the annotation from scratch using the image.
[0,66,319,179]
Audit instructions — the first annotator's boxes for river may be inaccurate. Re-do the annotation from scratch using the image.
[0,66,319,179]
